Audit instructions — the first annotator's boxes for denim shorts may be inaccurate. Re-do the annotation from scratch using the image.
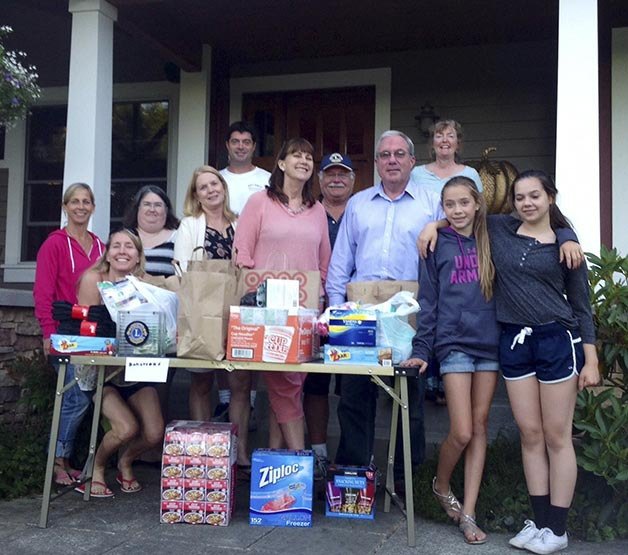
[440,350,499,374]
[499,322,583,384]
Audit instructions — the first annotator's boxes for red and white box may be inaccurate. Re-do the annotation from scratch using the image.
[226,306,319,363]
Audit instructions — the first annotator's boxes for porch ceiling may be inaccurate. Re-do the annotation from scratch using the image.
[7,0,628,74]
[109,0,562,70]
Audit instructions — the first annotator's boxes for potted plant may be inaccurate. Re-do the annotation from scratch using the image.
[0,25,41,128]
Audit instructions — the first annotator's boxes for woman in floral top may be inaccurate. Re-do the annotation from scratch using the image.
[174,166,237,420]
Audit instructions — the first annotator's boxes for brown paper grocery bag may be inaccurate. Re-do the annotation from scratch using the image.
[346,280,419,330]
[177,260,239,360]
[238,269,321,310]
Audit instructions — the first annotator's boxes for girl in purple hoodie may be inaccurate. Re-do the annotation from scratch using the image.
[401,176,497,544]
[33,183,105,486]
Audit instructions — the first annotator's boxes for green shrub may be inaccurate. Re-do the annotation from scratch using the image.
[0,352,55,499]
[413,432,627,541]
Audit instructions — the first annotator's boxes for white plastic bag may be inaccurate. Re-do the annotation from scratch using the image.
[372,291,420,364]
[127,275,178,354]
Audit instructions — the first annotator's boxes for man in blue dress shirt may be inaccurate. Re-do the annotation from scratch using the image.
[326,130,445,486]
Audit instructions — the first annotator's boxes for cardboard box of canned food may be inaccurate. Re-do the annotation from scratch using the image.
[227,306,319,364]
[325,463,377,519]
[160,420,237,526]
[250,449,314,527]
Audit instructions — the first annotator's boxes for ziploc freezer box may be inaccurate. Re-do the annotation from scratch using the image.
[324,344,393,366]
[50,334,117,356]
[326,463,377,519]
[227,306,319,363]
[250,449,314,527]
[328,309,377,347]
[161,420,237,526]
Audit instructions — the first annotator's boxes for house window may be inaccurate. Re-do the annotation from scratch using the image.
[22,100,169,260]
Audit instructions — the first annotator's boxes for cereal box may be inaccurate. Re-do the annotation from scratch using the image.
[227,306,319,363]
[325,464,377,519]
[161,420,238,526]
[249,449,314,527]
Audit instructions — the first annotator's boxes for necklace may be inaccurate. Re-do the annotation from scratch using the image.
[286,203,306,215]
[65,228,93,255]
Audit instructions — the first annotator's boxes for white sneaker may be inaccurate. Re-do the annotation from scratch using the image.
[524,527,568,554]
[509,519,539,549]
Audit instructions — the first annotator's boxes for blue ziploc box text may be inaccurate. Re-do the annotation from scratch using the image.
[249,449,314,527]
[328,309,377,346]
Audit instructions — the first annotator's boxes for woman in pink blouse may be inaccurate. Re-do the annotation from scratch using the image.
[233,138,331,465]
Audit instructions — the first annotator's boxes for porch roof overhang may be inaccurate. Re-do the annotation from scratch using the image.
[9,0,628,76]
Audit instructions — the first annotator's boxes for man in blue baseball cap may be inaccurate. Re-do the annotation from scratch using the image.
[304,152,356,480]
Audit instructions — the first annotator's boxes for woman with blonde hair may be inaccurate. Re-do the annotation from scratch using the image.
[75,229,163,497]
[174,166,237,420]
[33,182,105,486]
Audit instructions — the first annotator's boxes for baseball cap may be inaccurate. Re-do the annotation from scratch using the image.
[320,152,354,172]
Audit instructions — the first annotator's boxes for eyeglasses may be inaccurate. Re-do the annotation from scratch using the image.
[140,201,165,210]
[324,171,353,180]
[376,149,410,160]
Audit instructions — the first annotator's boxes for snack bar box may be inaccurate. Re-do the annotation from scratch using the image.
[227,306,319,364]
[326,464,377,519]
[328,309,377,347]
[250,449,314,527]
[324,344,393,366]
[50,334,117,356]
[160,420,237,526]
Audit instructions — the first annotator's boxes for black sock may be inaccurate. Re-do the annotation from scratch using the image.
[547,505,569,536]
[529,494,550,528]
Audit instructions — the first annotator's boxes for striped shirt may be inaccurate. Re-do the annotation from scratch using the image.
[144,230,177,277]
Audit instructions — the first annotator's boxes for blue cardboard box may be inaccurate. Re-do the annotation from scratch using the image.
[249,449,314,527]
[328,309,377,346]
[324,344,393,366]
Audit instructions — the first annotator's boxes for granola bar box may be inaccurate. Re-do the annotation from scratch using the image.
[160,420,237,526]
[249,449,314,527]
[325,463,377,519]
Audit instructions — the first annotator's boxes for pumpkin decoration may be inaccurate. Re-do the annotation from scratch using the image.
[468,147,518,214]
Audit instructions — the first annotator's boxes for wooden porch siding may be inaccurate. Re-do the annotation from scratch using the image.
[0,170,7,285]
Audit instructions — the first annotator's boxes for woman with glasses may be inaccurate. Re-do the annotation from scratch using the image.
[412,120,483,406]
[123,185,180,278]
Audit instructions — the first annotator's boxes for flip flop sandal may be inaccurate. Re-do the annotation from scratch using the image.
[74,481,114,498]
[116,473,142,493]
[432,477,462,523]
[459,513,488,545]
[53,465,77,487]
[68,469,83,481]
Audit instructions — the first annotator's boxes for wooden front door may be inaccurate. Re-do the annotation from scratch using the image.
[242,86,375,194]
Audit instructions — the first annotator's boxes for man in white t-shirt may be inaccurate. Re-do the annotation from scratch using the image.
[219,121,271,215]
[216,121,270,427]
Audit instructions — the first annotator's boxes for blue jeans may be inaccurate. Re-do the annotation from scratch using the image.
[53,363,91,459]
[335,373,425,479]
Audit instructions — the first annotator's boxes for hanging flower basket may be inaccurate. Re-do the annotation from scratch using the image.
[0,26,41,128]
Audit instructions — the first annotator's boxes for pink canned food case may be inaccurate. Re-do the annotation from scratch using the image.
[250,449,314,527]
[160,420,237,526]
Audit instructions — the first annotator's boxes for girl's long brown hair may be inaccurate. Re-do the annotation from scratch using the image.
[442,176,495,300]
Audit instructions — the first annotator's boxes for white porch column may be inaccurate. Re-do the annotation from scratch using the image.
[174,45,212,216]
[64,0,117,240]
[612,28,628,255]
[555,0,600,254]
